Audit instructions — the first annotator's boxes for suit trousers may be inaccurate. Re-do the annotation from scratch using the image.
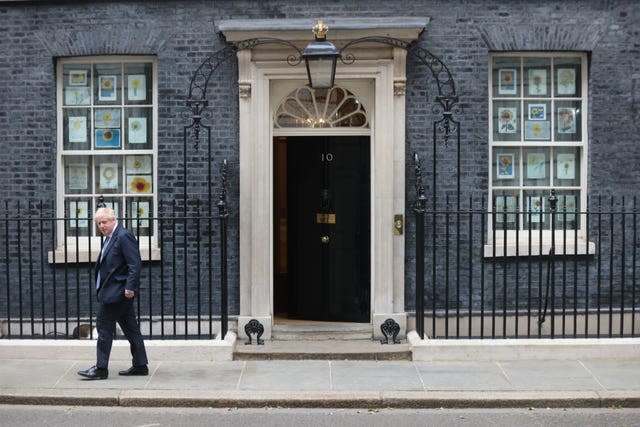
[96,299,148,369]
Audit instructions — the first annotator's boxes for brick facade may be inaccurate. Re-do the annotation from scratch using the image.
[0,1,638,330]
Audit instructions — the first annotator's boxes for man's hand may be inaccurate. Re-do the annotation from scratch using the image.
[124,290,135,298]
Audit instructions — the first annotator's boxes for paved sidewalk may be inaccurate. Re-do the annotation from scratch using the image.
[1,354,640,408]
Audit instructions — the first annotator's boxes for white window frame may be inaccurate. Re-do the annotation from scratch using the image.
[486,52,594,257]
[51,56,160,263]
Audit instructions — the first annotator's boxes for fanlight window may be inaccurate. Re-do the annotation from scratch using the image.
[274,86,368,128]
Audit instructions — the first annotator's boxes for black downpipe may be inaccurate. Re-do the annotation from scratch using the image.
[539,190,558,333]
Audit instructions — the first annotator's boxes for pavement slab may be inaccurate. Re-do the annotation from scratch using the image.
[415,361,514,391]
[1,339,639,409]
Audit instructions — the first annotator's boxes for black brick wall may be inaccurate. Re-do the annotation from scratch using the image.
[0,0,638,325]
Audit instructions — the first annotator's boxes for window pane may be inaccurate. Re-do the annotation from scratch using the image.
[523,147,550,187]
[554,57,581,98]
[523,191,549,230]
[554,191,580,230]
[94,63,121,105]
[125,153,153,195]
[124,63,153,105]
[554,147,581,187]
[492,191,519,230]
[125,107,152,149]
[493,101,520,141]
[94,155,122,194]
[125,154,152,174]
[127,197,153,236]
[524,57,550,98]
[63,108,90,150]
[524,100,551,142]
[64,155,92,194]
[63,64,91,106]
[555,100,582,142]
[65,198,92,237]
[492,57,520,98]
[492,148,519,186]
[94,107,123,150]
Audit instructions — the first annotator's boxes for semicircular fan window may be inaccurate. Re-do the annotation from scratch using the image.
[274,86,369,128]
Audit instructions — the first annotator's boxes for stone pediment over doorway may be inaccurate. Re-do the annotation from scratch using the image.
[217,17,429,46]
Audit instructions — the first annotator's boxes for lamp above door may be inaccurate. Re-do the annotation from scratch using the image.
[301,20,341,89]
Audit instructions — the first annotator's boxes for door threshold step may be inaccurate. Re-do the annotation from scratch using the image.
[271,321,372,341]
[234,339,411,361]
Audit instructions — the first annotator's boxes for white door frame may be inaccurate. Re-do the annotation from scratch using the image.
[220,18,427,339]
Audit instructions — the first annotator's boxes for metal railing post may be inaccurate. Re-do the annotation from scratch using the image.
[413,153,426,340]
[217,159,229,340]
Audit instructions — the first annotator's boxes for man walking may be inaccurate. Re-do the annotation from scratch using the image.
[78,206,148,380]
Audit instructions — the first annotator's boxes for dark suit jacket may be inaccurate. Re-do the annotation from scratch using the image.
[95,224,142,304]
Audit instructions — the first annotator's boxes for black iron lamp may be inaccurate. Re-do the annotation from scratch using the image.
[301,20,341,89]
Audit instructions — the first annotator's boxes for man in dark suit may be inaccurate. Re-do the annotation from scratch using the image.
[78,206,148,380]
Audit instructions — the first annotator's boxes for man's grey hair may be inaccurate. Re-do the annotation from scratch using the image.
[95,206,117,221]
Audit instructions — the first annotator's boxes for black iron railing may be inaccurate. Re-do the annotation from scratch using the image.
[3,193,639,340]
[0,197,231,340]
[412,190,639,339]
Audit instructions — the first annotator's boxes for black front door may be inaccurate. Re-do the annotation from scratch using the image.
[283,136,370,322]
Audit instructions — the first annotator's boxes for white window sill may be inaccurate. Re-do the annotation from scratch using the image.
[484,239,595,258]
[48,247,161,264]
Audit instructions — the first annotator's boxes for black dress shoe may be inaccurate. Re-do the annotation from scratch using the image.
[118,365,149,376]
[78,365,108,380]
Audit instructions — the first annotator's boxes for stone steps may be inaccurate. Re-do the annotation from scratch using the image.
[271,322,373,341]
[234,338,411,361]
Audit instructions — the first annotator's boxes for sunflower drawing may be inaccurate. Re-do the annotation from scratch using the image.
[129,176,151,193]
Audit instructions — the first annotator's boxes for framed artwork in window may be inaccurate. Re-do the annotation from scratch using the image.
[95,129,121,148]
[557,195,577,222]
[496,153,515,179]
[126,155,152,174]
[526,152,546,179]
[69,201,89,228]
[98,75,117,101]
[99,163,118,190]
[68,70,87,86]
[95,109,121,128]
[495,196,517,223]
[131,201,150,228]
[68,116,87,143]
[498,107,518,134]
[127,74,146,101]
[65,87,90,105]
[557,153,576,180]
[498,69,517,95]
[127,117,147,143]
[528,69,547,96]
[524,120,550,140]
[127,175,152,194]
[557,108,576,134]
[528,104,546,120]
[527,196,545,223]
[557,68,576,95]
[67,164,88,190]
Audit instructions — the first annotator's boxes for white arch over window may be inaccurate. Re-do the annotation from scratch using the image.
[274,86,369,128]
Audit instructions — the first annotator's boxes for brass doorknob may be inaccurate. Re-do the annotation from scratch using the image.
[321,235,330,244]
